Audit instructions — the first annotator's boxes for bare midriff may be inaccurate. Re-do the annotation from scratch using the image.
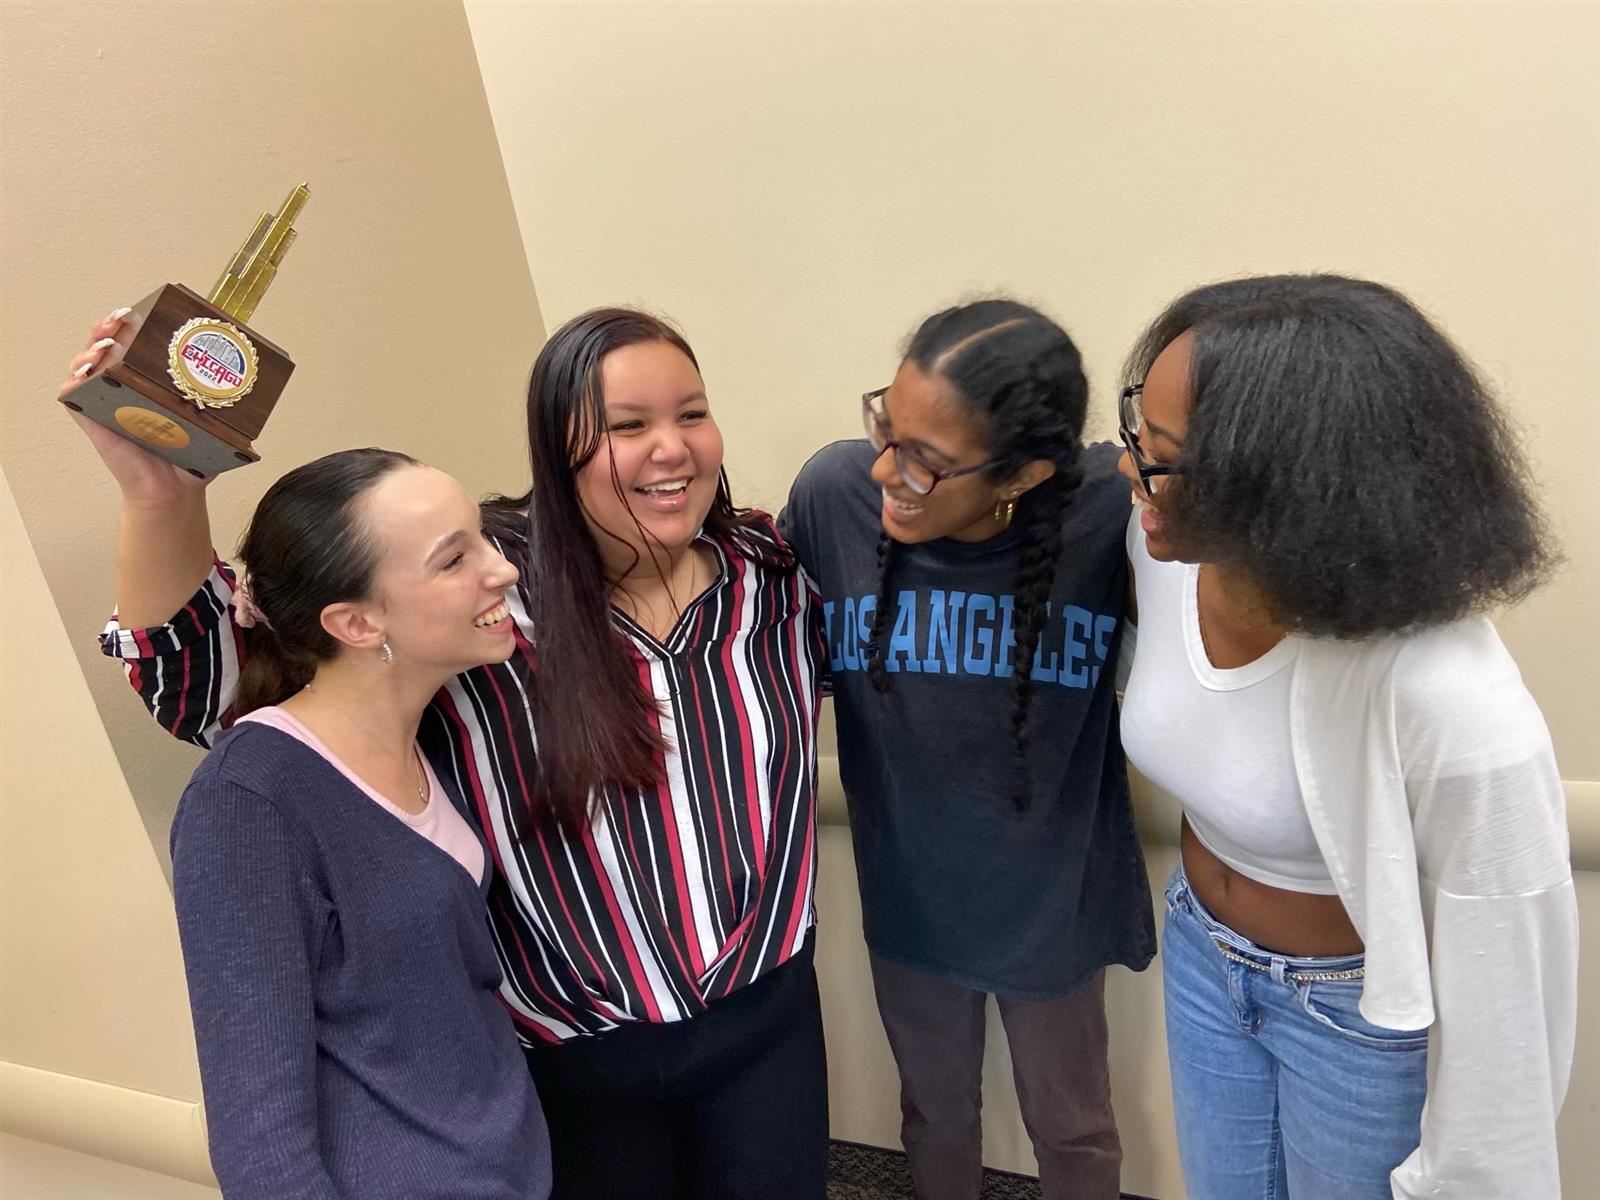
[1180,819,1363,957]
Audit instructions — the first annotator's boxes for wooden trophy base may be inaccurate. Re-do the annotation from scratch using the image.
[63,369,264,478]
[59,284,293,479]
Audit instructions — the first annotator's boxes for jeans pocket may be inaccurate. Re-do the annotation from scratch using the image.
[1297,979,1430,1052]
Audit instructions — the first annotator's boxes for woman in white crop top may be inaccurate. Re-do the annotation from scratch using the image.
[1115,275,1576,1200]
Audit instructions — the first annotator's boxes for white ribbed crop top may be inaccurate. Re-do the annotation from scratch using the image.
[1119,516,1335,894]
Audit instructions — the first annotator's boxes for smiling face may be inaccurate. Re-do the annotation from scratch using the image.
[867,360,1026,545]
[1117,332,1193,562]
[574,339,725,575]
[351,465,521,672]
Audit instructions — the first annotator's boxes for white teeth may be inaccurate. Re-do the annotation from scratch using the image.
[638,481,688,495]
[474,603,509,628]
[882,489,923,517]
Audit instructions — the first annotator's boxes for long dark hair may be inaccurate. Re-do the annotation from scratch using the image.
[483,307,789,831]
[864,299,1089,809]
[233,448,419,716]
[1123,274,1558,636]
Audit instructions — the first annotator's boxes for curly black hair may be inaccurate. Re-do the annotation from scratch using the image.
[1124,274,1558,637]
[865,299,1088,808]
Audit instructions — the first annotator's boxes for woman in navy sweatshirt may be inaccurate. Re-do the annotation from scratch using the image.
[781,300,1153,1200]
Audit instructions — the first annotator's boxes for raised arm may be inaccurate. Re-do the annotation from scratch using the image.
[61,310,216,622]
[63,310,245,743]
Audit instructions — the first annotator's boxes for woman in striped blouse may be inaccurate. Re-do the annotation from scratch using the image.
[76,306,826,1199]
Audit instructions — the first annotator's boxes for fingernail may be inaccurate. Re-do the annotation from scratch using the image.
[73,362,95,378]
[107,306,133,323]
[90,337,116,352]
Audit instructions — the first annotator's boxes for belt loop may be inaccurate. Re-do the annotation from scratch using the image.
[1169,870,1192,916]
[1268,957,1288,985]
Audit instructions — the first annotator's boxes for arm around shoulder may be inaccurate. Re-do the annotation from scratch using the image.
[99,556,243,746]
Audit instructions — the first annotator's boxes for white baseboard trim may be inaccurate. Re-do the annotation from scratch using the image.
[0,1060,214,1187]
[1566,780,1600,872]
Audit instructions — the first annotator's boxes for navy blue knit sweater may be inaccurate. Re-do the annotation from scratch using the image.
[170,722,550,1199]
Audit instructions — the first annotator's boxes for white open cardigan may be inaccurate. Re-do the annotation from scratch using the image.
[1291,616,1576,1198]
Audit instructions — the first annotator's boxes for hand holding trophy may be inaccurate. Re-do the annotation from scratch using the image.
[59,185,309,480]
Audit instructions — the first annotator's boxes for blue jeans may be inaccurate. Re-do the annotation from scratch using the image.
[1163,869,1428,1200]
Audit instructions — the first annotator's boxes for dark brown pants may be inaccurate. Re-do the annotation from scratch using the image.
[868,954,1121,1200]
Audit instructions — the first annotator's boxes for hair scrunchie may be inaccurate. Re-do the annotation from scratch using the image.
[231,574,271,631]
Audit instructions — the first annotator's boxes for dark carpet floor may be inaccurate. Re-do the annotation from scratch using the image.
[826,1141,1154,1199]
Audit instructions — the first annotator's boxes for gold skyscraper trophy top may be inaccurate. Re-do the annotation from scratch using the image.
[208,183,310,324]
[59,183,310,478]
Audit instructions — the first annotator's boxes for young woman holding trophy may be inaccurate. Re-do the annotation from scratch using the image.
[62,304,825,1200]
[65,317,550,1199]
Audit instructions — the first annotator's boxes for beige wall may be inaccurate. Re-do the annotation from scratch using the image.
[465,0,1599,1194]
[466,0,1599,778]
[1,0,1595,1195]
[1,1135,217,1200]
[0,472,213,1188]
[0,0,539,1191]
[0,0,544,866]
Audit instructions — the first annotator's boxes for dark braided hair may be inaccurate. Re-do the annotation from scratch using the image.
[863,531,902,693]
[865,300,1088,809]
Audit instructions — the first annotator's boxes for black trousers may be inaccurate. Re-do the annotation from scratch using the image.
[526,933,828,1200]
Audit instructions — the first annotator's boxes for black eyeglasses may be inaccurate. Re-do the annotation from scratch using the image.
[1118,383,1184,498]
[862,388,998,496]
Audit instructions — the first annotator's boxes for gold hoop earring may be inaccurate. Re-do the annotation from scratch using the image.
[994,496,1017,528]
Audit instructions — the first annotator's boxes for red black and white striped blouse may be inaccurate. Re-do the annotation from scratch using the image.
[101,516,823,1045]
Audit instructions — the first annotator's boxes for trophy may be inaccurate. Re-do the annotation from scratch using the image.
[60,185,310,478]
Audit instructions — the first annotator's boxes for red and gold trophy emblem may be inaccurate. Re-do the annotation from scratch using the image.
[59,185,309,477]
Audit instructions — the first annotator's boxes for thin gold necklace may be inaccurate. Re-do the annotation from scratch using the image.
[300,684,427,808]
[614,546,705,630]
